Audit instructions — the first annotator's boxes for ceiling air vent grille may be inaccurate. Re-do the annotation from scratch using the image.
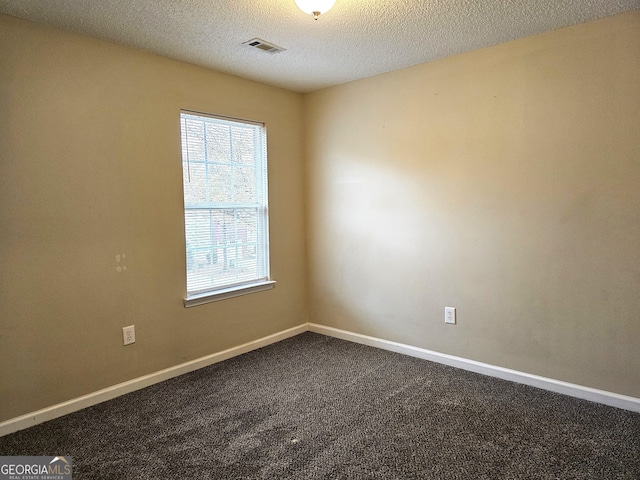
[243,38,286,54]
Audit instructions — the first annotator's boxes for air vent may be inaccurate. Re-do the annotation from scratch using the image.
[242,38,286,54]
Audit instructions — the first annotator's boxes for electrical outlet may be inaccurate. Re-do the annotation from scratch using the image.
[122,325,135,345]
[445,307,456,325]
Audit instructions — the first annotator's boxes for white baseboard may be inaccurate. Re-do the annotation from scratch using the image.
[308,323,640,414]
[3,321,638,437]
[0,324,307,437]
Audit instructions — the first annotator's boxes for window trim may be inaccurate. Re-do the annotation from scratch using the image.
[184,280,276,308]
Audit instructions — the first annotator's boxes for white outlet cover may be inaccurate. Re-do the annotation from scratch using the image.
[445,307,456,325]
[122,325,135,345]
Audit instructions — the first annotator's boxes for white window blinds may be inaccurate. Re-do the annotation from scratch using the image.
[180,111,270,298]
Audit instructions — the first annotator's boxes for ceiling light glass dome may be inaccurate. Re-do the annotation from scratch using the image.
[295,0,336,19]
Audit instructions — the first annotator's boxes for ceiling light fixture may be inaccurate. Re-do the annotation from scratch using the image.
[295,0,336,20]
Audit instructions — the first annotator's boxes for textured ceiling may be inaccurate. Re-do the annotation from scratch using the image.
[1,0,638,92]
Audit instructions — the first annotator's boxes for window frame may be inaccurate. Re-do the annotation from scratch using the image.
[179,110,275,307]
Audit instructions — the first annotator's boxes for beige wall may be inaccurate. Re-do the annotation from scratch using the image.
[0,14,306,421]
[1,10,639,424]
[305,11,640,397]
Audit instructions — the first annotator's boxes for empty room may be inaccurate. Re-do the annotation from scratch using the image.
[1,1,639,478]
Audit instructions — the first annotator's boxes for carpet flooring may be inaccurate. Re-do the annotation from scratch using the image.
[1,332,639,479]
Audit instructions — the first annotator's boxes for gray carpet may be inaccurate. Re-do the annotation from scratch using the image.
[1,332,639,479]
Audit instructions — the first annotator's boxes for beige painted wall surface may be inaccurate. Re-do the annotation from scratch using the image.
[305,11,640,397]
[0,14,306,421]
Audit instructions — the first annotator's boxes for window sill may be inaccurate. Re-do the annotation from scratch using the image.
[183,280,276,308]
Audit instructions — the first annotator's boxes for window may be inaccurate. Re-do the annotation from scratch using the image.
[180,111,273,307]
